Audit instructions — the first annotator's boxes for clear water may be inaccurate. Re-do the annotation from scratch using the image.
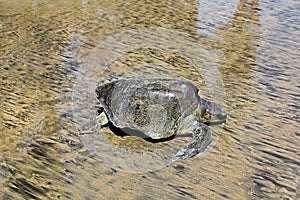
[1,0,299,199]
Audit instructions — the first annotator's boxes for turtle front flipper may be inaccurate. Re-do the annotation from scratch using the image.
[173,122,211,161]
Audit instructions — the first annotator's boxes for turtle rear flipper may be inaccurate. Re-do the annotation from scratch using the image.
[173,123,211,161]
[96,107,109,127]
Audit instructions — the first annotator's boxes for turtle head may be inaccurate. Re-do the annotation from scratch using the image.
[200,101,227,125]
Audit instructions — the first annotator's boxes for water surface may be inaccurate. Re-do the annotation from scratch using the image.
[1,0,299,199]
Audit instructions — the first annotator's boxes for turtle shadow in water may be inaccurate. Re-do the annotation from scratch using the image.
[105,120,225,144]
[106,122,177,143]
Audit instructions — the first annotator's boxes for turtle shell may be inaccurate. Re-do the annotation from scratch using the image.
[96,78,201,139]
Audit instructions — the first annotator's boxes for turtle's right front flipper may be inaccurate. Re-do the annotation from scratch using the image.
[173,122,211,161]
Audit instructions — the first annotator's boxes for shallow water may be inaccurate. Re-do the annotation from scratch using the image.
[1,0,299,199]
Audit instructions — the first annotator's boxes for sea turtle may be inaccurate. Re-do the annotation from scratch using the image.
[95,77,226,161]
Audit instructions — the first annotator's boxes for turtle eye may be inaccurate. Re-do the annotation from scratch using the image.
[200,107,210,120]
[200,106,207,115]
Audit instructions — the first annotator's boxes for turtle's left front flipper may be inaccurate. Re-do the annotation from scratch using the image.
[173,122,211,161]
